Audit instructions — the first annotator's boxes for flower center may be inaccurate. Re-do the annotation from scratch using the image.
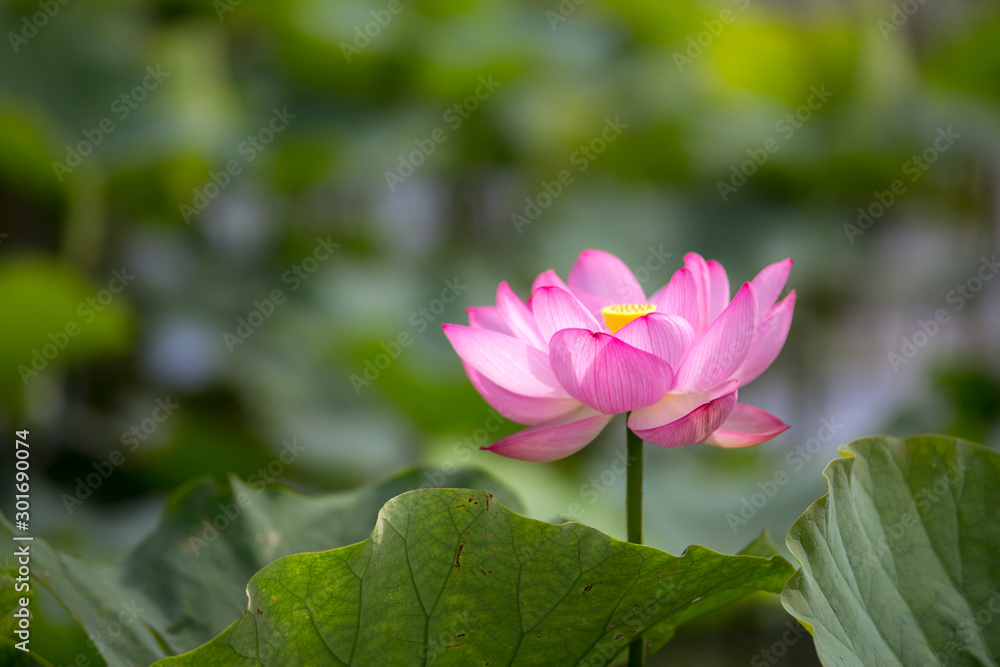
[601,303,656,333]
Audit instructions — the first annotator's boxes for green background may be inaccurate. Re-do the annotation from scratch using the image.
[1,0,999,663]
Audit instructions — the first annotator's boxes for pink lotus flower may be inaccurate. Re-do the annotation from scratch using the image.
[442,250,795,461]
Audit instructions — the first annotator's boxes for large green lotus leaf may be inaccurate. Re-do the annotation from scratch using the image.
[156,488,793,666]
[0,467,521,667]
[635,529,790,658]
[782,435,1000,666]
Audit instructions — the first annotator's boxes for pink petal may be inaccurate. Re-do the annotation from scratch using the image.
[549,329,673,414]
[615,313,694,370]
[482,407,614,462]
[628,382,738,448]
[467,306,512,334]
[673,282,757,391]
[442,324,567,398]
[532,286,603,343]
[704,402,789,448]
[736,290,795,385]
[628,381,737,428]
[683,252,710,331]
[706,259,731,322]
[464,362,581,425]
[568,249,646,318]
[751,258,793,311]
[496,281,546,349]
[650,268,699,328]
[532,269,570,293]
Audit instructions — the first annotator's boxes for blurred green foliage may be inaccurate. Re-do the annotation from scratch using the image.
[1,0,998,663]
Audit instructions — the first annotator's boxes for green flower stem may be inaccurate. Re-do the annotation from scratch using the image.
[625,415,645,666]
[626,420,643,545]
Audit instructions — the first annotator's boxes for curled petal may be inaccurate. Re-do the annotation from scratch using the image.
[568,249,645,318]
[482,407,614,462]
[496,281,546,348]
[442,324,567,398]
[706,259,731,322]
[628,381,737,429]
[464,363,580,426]
[532,269,570,293]
[650,267,699,328]
[674,282,757,391]
[550,329,673,414]
[751,258,793,311]
[615,313,694,370]
[737,290,795,385]
[467,306,511,334]
[704,402,789,448]
[683,252,710,331]
[628,382,738,448]
[532,286,603,343]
